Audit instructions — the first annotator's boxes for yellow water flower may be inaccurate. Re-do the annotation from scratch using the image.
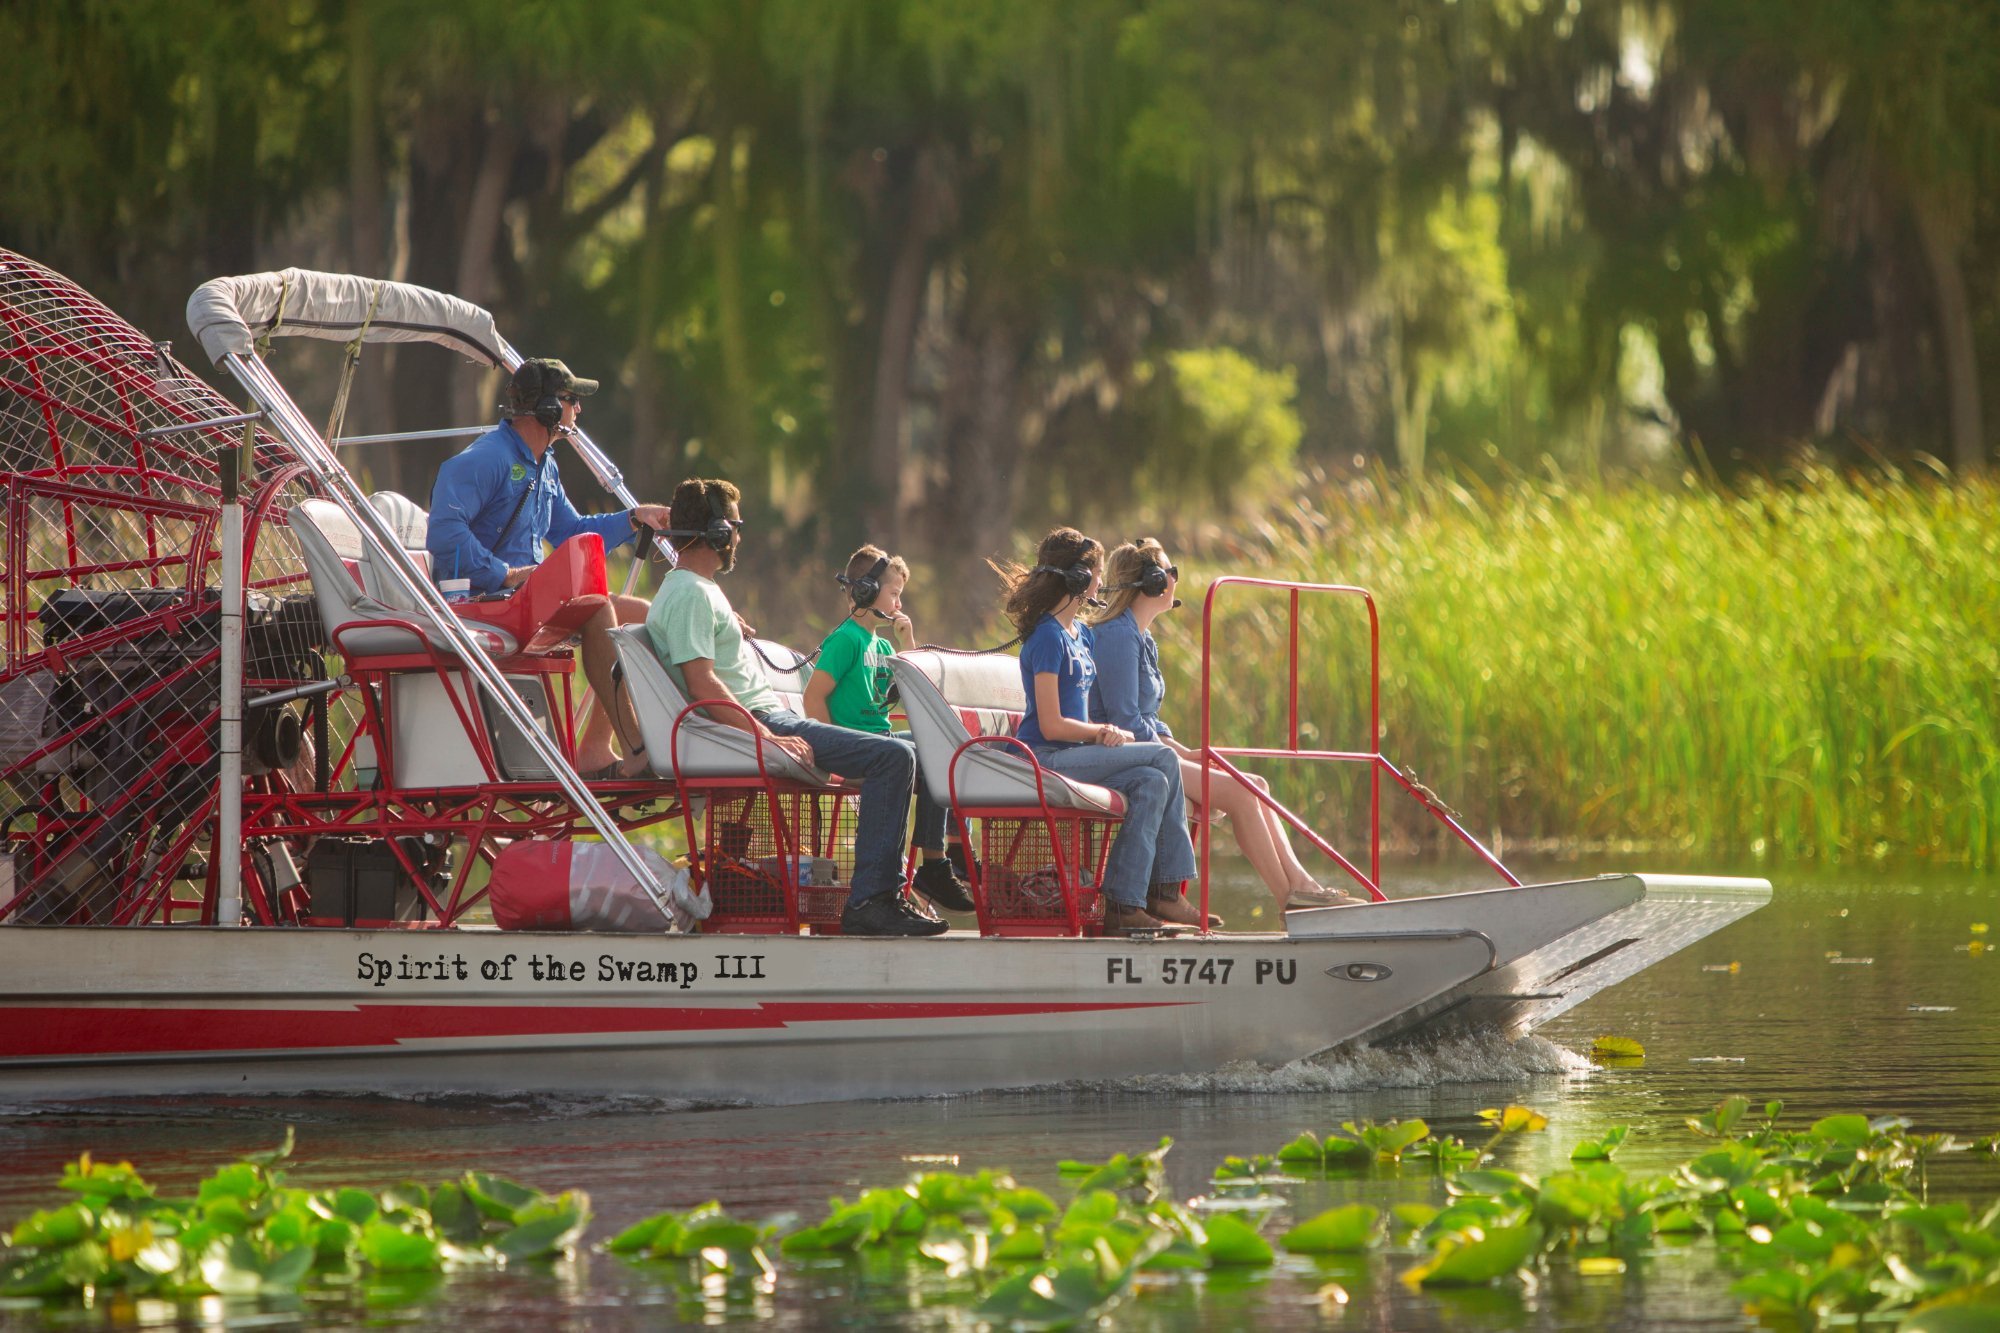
[1478,1105,1549,1133]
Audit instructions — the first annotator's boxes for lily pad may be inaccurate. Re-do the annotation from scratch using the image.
[1198,1214,1275,1266]
[1403,1224,1540,1287]
[1282,1204,1379,1254]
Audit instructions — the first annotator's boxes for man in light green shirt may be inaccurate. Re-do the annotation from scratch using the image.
[644,480,948,938]
[646,567,779,717]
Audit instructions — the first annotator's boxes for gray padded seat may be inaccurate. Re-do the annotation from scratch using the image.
[359,490,433,615]
[611,624,831,784]
[891,650,1123,816]
[289,499,515,659]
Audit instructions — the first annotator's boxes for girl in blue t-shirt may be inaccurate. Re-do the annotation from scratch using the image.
[993,528,1202,934]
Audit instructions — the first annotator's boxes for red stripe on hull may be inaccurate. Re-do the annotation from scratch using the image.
[0,1000,1193,1059]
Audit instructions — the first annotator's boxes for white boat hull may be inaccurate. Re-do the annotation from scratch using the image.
[0,874,1768,1103]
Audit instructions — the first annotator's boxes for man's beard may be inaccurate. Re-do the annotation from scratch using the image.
[717,543,738,575]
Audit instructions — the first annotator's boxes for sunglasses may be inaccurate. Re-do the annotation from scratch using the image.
[1163,564,1179,580]
[558,393,583,406]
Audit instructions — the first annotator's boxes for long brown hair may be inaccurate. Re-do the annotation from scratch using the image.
[990,527,1103,639]
[1087,537,1168,626]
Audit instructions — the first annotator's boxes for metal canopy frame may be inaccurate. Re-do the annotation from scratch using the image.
[220,349,673,910]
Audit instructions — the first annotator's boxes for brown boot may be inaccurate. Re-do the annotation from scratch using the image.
[1103,901,1175,936]
[1148,887,1222,930]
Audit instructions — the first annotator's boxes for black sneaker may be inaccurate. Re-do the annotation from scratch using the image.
[912,858,976,913]
[841,891,949,937]
[947,840,981,883]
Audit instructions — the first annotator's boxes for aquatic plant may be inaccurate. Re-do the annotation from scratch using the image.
[0,1130,589,1302]
[9,1100,2000,1328]
[1162,469,2000,866]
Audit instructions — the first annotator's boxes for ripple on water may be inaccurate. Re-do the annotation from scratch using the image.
[953,1031,1592,1099]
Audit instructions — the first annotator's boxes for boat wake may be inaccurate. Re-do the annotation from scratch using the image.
[1034,1031,1591,1098]
[0,1036,1586,1120]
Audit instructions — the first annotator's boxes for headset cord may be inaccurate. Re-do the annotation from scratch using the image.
[914,634,1023,655]
[749,638,818,672]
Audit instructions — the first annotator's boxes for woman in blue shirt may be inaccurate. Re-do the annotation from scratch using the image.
[1087,539,1361,911]
[994,528,1202,934]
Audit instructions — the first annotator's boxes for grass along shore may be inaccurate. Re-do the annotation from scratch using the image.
[1147,471,2000,869]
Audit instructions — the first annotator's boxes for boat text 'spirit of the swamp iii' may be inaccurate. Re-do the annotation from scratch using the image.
[0,249,1768,1104]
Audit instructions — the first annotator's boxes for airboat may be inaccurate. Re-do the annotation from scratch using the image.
[0,250,1769,1104]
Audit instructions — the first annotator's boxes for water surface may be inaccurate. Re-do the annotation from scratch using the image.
[2,856,1994,1329]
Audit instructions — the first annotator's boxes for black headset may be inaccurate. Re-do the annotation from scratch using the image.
[506,363,566,430]
[1108,562,1172,599]
[532,389,563,430]
[661,487,741,552]
[838,555,890,608]
[1031,562,1095,596]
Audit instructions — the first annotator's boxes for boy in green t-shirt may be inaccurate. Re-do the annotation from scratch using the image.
[803,546,973,913]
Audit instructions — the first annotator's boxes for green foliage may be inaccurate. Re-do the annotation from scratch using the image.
[1146,348,1304,507]
[1168,471,2000,865]
[13,1103,2000,1325]
[1282,1204,1380,1254]
[1055,1136,1173,1198]
[0,1136,589,1305]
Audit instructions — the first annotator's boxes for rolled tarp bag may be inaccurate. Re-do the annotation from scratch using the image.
[488,841,711,933]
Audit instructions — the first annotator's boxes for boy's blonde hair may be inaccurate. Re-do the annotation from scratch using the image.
[1087,537,1169,625]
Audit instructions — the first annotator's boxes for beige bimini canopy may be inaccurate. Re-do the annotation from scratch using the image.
[187,269,504,366]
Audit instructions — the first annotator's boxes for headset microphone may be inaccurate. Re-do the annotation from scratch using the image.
[1084,596,1108,609]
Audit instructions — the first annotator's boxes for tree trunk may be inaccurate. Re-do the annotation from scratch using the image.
[395,99,480,483]
[709,123,758,471]
[929,305,1029,638]
[1910,189,1986,476]
[453,109,519,429]
[626,140,675,505]
[865,145,949,553]
[345,0,396,491]
[1387,312,1431,478]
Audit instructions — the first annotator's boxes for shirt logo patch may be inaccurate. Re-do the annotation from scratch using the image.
[509,463,527,482]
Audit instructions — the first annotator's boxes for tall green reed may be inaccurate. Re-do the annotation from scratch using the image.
[1154,470,2000,867]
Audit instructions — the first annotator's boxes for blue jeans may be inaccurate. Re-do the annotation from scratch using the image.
[1033,741,1197,907]
[891,729,950,852]
[755,709,913,903]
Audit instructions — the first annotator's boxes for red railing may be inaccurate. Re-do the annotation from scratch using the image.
[1195,576,1518,921]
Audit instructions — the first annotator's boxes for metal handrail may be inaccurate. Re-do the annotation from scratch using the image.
[946,733,1089,936]
[1195,575,1518,923]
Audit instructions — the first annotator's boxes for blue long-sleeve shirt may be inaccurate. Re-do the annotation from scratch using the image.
[425,420,635,594]
[1086,608,1175,743]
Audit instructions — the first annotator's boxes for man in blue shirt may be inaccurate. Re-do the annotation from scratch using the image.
[427,358,668,779]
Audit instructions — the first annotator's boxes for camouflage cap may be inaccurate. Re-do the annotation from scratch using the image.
[508,357,599,410]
